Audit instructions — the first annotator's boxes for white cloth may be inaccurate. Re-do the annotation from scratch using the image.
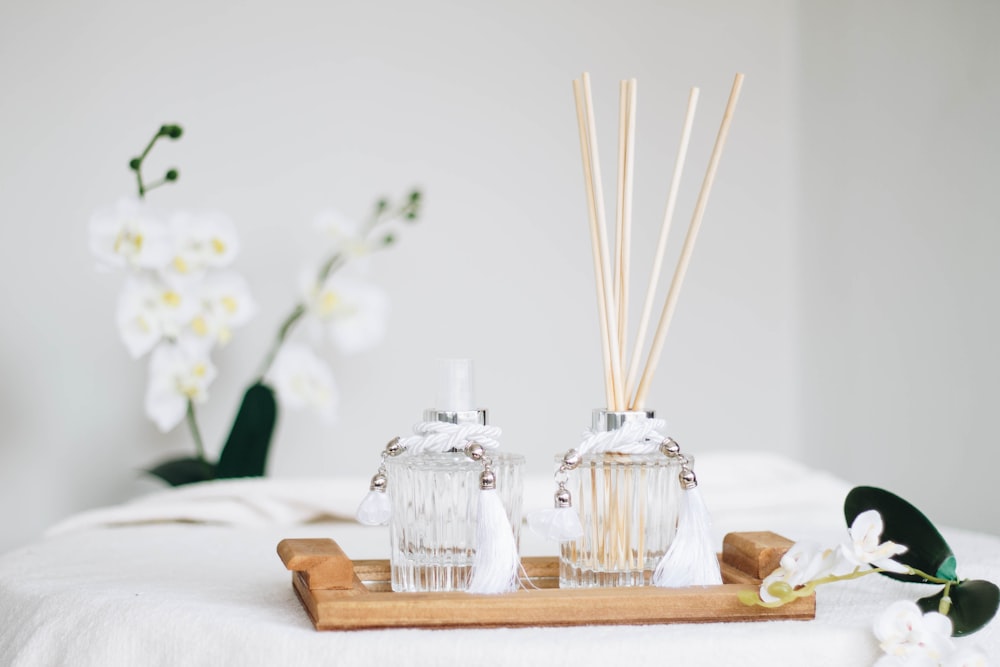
[0,451,997,667]
[44,476,362,535]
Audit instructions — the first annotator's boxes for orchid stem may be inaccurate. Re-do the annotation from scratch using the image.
[133,131,161,199]
[317,253,345,284]
[905,567,954,586]
[257,303,307,381]
[252,251,351,383]
[131,125,182,200]
[940,580,954,615]
[742,565,960,609]
[143,178,169,193]
[259,251,349,377]
[185,400,209,467]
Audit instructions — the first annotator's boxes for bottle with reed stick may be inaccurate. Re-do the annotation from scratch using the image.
[558,409,685,587]
[529,71,743,588]
[357,359,524,593]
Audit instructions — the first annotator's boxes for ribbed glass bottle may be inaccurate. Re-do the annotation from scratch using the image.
[386,450,524,592]
[559,410,684,588]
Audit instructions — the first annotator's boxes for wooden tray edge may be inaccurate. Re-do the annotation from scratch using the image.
[278,531,811,631]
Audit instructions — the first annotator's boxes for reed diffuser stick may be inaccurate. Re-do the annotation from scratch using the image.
[582,72,625,409]
[573,79,615,408]
[614,80,628,378]
[624,87,700,406]
[620,78,637,387]
[633,73,745,410]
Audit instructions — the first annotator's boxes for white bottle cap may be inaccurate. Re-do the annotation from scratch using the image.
[435,358,476,411]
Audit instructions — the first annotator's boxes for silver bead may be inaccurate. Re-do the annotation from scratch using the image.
[679,467,697,489]
[369,472,388,492]
[465,441,485,461]
[385,437,403,457]
[659,437,681,458]
[479,469,496,490]
[561,449,582,470]
[554,486,572,508]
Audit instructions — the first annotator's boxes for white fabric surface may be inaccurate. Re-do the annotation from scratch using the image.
[1,451,997,666]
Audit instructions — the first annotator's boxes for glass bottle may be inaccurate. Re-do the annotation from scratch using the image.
[385,360,524,592]
[559,409,685,588]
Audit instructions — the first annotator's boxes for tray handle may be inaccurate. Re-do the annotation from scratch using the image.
[278,538,356,590]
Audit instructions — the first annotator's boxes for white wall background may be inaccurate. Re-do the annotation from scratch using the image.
[797,2,1000,537]
[0,0,995,554]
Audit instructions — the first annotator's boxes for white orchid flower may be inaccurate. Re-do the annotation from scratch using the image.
[874,600,955,664]
[189,272,256,346]
[841,509,909,574]
[144,339,217,432]
[313,209,370,258]
[943,646,991,667]
[301,271,389,355]
[116,273,199,358]
[167,210,239,276]
[89,197,172,270]
[759,541,844,603]
[266,342,338,421]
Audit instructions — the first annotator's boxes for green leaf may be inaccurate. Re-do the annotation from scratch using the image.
[214,383,277,479]
[937,555,958,581]
[844,486,955,584]
[917,580,999,636]
[146,457,215,486]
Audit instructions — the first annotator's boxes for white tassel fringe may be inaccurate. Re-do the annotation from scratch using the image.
[652,485,722,587]
[527,507,584,542]
[467,489,520,594]
[355,490,391,526]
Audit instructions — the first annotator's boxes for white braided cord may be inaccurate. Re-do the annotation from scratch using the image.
[399,421,502,454]
[576,418,668,455]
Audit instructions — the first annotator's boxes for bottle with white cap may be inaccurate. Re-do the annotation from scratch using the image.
[374,359,524,593]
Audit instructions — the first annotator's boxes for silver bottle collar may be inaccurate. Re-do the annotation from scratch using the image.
[423,408,488,425]
[592,409,655,432]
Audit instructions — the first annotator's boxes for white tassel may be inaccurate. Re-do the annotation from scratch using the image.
[529,452,586,543]
[652,479,722,587]
[356,469,391,526]
[357,440,401,526]
[527,507,584,542]
[467,481,520,594]
[356,489,391,526]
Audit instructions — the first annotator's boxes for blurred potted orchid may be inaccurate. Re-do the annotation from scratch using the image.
[89,124,421,485]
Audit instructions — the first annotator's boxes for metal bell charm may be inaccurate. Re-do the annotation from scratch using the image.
[385,436,403,457]
[659,437,681,458]
[561,449,582,470]
[465,441,486,461]
[369,472,388,492]
[679,465,697,489]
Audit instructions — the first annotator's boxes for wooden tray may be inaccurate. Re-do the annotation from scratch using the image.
[277,531,813,630]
